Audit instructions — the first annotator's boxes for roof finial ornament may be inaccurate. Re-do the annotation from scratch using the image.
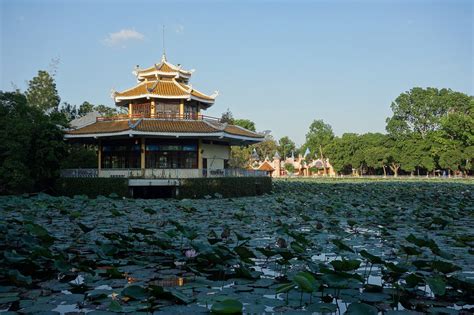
[161,25,167,62]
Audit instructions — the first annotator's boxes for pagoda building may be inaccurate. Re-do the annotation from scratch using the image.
[64,54,264,180]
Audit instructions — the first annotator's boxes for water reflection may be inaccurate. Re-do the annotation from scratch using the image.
[153,277,185,287]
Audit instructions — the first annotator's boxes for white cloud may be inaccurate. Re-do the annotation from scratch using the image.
[102,29,145,47]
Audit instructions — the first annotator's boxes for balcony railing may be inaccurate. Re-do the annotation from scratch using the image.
[97,113,220,122]
[60,168,268,179]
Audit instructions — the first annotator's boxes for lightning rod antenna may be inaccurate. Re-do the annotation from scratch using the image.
[162,25,166,60]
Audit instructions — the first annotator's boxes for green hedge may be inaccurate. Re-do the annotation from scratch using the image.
[55,177,272,199]
[178,177,272,199]
[55,178,130,198]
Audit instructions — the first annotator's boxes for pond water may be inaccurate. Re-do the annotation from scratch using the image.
[0,180,473,314]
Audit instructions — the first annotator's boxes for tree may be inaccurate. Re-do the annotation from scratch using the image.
[253,134,278,161]
[284,163,295,174]
[357,133,388,175]
[462,146,474,174]
[25,70,61,112]
[78,101,95,117]
[59,102,78,121]
[278,136,296,159]
[60,144,97,169]
[0,91,66,194]
[234,119,256,131]
[437,144,463,176]
[386,87,469,138]
[325,133,359,174]
[0,92,35,192]
[303,120,334,157]
[385,138,402,177]
[94,104,118,117]
[396,136,435,176]
[220,109,234,124]
[229,146,251,168]
[365,146,390,176]
[438,96,474,147]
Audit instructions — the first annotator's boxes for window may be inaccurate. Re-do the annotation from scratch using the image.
[156,102,179,117]
[101,142,140,169]
[145,141,198,169]
[132,102,151,117]
[184,104,198,119]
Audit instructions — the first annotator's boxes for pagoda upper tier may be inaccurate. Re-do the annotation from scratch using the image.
[112,54,218,107]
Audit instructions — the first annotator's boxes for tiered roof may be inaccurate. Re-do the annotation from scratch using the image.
[65,119,263,143]
[135,54,193,79]
[67,54,262,144]
[113,54,217,106]
[114,80,216,103]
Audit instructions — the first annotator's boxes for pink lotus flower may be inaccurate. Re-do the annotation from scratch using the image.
[185,249,197,258]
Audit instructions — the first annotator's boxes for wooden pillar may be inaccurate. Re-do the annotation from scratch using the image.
[98,140,102,177]
[150,100,156,117]
[128,102,133,118]
[198,139,203,169]
[179,100,184,118]
[141,138,146,177]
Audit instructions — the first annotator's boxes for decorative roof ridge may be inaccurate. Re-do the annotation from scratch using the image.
[146,81,159,93]
[162,60,193,75]
[115,81,147,95]
[203,120,226,131]
[227,124,264,137]
[173,79,192,94]
[178,82,217,100]
[193,86,218,99]
[128,118,143,130]
[110,81,147,99]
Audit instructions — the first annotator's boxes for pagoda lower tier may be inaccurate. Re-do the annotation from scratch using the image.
[64,117,264,179]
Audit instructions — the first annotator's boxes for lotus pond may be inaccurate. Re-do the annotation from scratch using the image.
[0,180,473,314]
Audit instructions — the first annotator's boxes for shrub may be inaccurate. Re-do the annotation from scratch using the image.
[178,177,272,198]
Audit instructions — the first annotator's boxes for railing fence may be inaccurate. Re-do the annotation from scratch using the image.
[60,168,268,179]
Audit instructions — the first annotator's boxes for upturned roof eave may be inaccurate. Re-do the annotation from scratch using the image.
[113,79,216,104]
[64,130,264,143]
[113,94,215,105]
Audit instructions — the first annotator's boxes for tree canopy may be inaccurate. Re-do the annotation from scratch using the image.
[25,70,61,112]
[303,120,334,158]
[386,87,470,138]
[323,88,473,176]
[234,119,256,132]
[0,91,66,193]
[278,136,296,159]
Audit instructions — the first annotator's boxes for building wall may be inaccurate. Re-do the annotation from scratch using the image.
[201,143,230,169]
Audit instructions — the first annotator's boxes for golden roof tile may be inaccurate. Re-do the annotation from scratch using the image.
[224,125,263,138]
[137,120,218,133]
[67,120,132,134]
[115,80,216,102]
[66,119,263,139]
[115,81,188,98]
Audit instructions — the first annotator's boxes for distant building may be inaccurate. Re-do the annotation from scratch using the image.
[253,152,335,177]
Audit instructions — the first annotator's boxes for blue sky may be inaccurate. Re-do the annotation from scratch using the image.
[1,0,472,145]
